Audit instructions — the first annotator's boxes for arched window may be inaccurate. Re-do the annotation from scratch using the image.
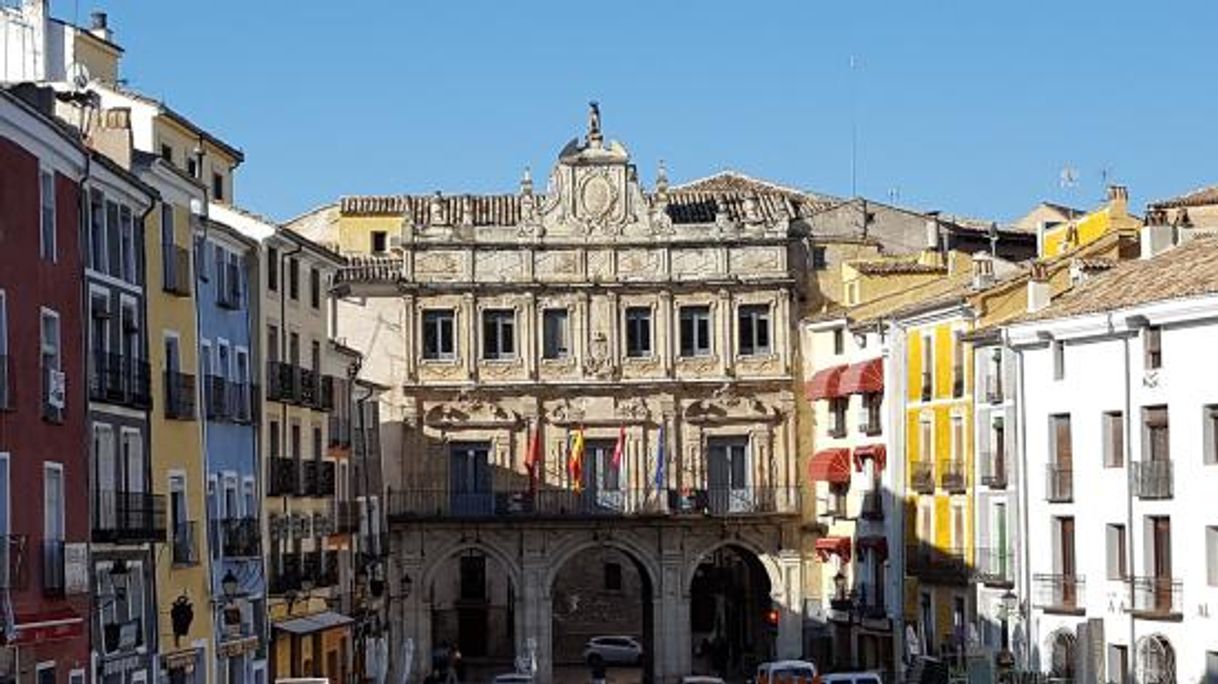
[1136,634,1176,684]
[1048,629,1076,682]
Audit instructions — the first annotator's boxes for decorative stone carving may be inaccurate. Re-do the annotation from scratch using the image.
[423,393,521,428]
[415,251,464,281]
[618,249,662,279]
[683,383,781,425]
[582,332,618,381]
[615,397,651,422]
[535,251,579,281]
[671,249,717,279]
[475,250,525,283]
[429,191,446,226]
[547,397,586,425]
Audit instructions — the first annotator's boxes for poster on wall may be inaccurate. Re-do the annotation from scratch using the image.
[65,543,89,594]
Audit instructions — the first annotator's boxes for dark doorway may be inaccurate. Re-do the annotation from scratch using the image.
[689,545,773,678]
[429,549,515,674]
[450,442,492,516]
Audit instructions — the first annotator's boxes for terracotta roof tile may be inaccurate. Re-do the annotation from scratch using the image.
[335,256,402,284]
[849,259,946,276]
[1149,184,1218,209]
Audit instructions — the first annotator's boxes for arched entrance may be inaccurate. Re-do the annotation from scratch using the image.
[688,544,775,679]
[1136,634,1176,684]
[423,546,519,681]
[550,544,655,684]
[1048,629,1076,683]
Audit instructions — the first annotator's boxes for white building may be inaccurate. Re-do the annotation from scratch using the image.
[1006,233,1218,684]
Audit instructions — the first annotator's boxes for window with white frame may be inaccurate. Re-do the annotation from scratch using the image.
[89,191,105,271]
[1204,405,1218,466]
[1207,526,1218,587]
[737,304,771,356]
[44,463,64,545]
[921,333,934,399]
[1143,326,1162,370]
[1052,339,1065,380]
[481,309,516,360]
[119,205,136,283]
[223,473,239,519]
[625,307,652,358]
[678,305,712,357]
[542,308,570,360]
[40,168,56,262]
[1106,523,1127,580]
[1103,411,1125,468]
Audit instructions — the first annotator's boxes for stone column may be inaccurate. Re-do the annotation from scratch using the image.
[660,290,674,378]
[403,294,417,383]
[391,530,427,683]
[775,550,804,660]
[521,531,552,683]
[658,532,690,683]
[776,288,792,375]
[718,288,732,377]
[524,293,538,380]
[461,293,476,380]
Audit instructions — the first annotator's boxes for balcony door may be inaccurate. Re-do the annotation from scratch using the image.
[707,437,750,513]
[95,426,116,530]
[1058,517,1076,606]
[450,443,491,516]
[1151,517,1172,612]
[582,440,622,512]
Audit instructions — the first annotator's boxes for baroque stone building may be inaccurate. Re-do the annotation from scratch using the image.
[315,107,808,682]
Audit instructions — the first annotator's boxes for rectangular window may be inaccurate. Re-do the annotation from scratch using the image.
[950,415,964,464]
[89,191,105,271]
[1109,645,1128,684]
[1106,523,1127,580]
[1103,411,1125,468]
[1144,326,1162,370]
[481,309,516,360]
[267,247,279,291]
[212,172,224,202]
[829,398,847,438]
[371,231,387,254]
[1051,414,1073,467]
[1206,405,1218,465]
[40,169,56,262]
[1207,526,1218,586]
[269,420,280,459]
[119,206,136,283]
[832,328,844,355]
[951,331,964,398]
[187,157,198,178]
[41,309,62,417]
[541,308,570,360]
[0,290,7,407]
[625,307,652,358]
[267,325,279,364]
[811,246,827,270]
[160,144,173,163]
[920,419,933,462]
[1052,340,1065,380]
[291,424,301,461]
[421,310,456,360]
[1143,406,1170,462]
[309,268,321,309]
[312,426,322,461]
[678,305,712,357]
[921,333,934,400]
[288,258,300,300]
[737,304,771,356]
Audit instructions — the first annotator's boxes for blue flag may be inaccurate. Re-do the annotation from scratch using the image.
[654,422,666,490]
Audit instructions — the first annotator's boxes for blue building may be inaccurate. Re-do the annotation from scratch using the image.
[197,218,267,684]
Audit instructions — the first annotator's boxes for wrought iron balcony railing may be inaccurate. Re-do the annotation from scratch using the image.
[860,491,884,520]
[89,352,151,408]
[1045,465,1073,502]
[163,370,196,420]
[1129,576,1182,619]
[940,460,966,493]
[980,453,1007,489]
[205,375,228,420]
[93,491,167,543]
[1033,573,1085,613]
[300,368,319,407]
[317,460,336,498]
[216,262,241,309]
[267,458,299,497]
[301,460,319,496]
[220,517,261,558]
[328,416,352,447]
[910,461,935,494]
[906,544,969,585]
[0,534,28,590]
[266,361,300,403]
[1131,461,1173,500]
[172,522,199,565]
[974,547,1014,587]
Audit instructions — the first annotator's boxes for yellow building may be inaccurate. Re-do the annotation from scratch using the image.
[1038,186,1139,259]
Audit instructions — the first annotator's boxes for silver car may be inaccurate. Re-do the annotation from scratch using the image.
[582,636,644,665]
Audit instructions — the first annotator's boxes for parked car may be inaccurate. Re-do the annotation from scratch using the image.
[583,635,644,665]
[755,660,818,684]
[490,674,533,684]
[821,672,882,684]
[681,676,726,684]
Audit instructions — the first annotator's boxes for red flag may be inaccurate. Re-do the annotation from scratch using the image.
[611,425,626,469]
[525,422,541,490]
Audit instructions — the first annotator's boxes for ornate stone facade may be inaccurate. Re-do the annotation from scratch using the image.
[330,108,810,682]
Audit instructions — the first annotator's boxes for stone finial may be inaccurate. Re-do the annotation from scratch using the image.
[520,165,533,195]
[656,159,669,196]
[587,100,603,147]
[460,196,474,227]
[429,191,445,225]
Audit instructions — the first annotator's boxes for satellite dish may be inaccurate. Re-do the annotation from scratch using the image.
[67,62,92,91]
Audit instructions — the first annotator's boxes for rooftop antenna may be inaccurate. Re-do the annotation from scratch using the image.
[1059,164,1078,190]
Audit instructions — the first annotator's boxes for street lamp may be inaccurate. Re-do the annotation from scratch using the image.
[221,570,240,600]
[997,589,1017,670]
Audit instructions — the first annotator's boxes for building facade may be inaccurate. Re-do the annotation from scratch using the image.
[323,110,805,683]
[0,88,91,684]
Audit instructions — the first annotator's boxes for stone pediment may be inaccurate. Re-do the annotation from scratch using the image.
[683,384,781,425]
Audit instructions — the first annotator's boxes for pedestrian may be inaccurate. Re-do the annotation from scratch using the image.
[452,643,465,682]
[590,656,607,684]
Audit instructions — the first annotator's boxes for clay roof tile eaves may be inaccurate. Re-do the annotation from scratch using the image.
[1149,184,1218,209]
[336,256,403,284]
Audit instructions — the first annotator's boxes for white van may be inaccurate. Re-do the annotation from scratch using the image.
[820,672,883,684]
[755,660,818,684]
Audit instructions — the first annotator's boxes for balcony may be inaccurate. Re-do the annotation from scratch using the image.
[1129,576,1183,620]
[270,553,302,595]
[205,375,229,420]
[266,361,300,403]
[305,552,339,588]
[332,500,361,534]
[974,547,1014,588]
[910,461,935,494]
[1045,465,1073,503]
[301,460,319,496]
[319,375,334,412]
[940,460,966,493]
[906,544,968,585]
[980,453,1007,489]
[1034,573,1085,614]
[1132,461,1173,500]
[89,352,151,409]
[268,458,299,496]
[220,517,261,558]
[163,371,196,420]
[42,539,65,596]
[161,244,192,297]
[317,461,336,498]
[172,522,199,566]
[388,486,800,522]
[228,382,256,424]
[860,491,884,520]
[328,416,352,447]
[0,534,28,590]
[92,491,167,543]
[300,368,319,407]
[822,491,848,519]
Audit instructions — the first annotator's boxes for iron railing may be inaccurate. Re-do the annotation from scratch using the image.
[317,460,336,497]
[1131,461,1173,500]
[172,522,199,565]
[911,461,935,494]
[163,370,196,420]
[980,452,1007,489]
[332,500,361,534]
[1045,465,1073,502]
[268,458,299,496]
[1033,573,1085,613]
[220,517,261,558]
[266,361,300,403]
[205,375,228,420]
[1129,576,1182,618]
[974,547,1014,587]
[319,375,334,411]
[162,244,192,296]
[0,534,28,590]
[92,491,167,543]
[42,539,65,596]
[301,460,319,496]
[388,486,800,521]
[328,416,351,447]
[906,544,969,585]
[89,352,151,408]
[270,553,302,595]
[940,460,966,493]
[300,368,319,407]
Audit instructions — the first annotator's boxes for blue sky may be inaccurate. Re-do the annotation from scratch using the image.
[98,0,1217,222]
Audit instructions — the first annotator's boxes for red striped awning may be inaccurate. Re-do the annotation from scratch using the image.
[839,358,884,395]
[857,536,888,561]
[808,448,852,484]
[805,364,848,401]
[815,536,853,562]
[853,444,888,472]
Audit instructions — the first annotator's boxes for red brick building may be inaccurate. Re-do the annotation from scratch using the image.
[0,88,91,684]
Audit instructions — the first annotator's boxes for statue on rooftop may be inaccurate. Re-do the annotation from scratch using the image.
[587,101,602,145]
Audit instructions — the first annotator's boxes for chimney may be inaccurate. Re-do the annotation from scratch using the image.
[924,212,940,251]
[1026,262,1051,313]
[1106,184,1128,215]
[89,11,113,43]
[972,253,995,290]
[1139,223,1175,260]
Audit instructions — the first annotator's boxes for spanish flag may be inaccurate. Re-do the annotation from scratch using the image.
[568,426,585,492]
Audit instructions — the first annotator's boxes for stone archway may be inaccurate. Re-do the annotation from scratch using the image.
[685,541,785,678]
[1046,628,1077,682]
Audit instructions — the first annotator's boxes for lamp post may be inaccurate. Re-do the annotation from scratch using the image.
[997,589,1017,672]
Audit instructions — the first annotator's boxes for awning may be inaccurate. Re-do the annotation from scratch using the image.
[274,610,354,635]
[815,536,852,562]
[857,536,889,561]
[5,607,84,645]
[808,448,852,484]
[805,365,848,401]
[853,444,888,472]
[839,358,884,395]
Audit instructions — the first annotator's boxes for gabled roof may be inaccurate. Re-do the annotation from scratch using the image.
[104,84,244,164]
[1015,236,1218,323]
[670,169,838,205]
[1148,184,1218,209]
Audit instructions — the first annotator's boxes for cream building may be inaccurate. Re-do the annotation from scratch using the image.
[309,107,807,683]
